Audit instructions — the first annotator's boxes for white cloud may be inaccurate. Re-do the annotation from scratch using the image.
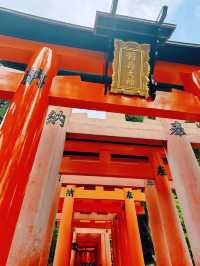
[0,0,112,27]
[117,0,182,20]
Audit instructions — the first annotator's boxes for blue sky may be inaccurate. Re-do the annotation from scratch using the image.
[0,0,200,44]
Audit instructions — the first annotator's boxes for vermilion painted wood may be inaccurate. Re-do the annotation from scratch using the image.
[163,119,200,266]
[50,76,200,120]
[118,213,130,266]
[72,199,124,214]
[111,223,118,266]
[61,157,153,179]
[152,152,192,266]
[113,219,123,266]
[0,47,57,266]
[1,35,200,83]
[124,188,145,266]
[53,186,75,266]
[61,140,159,179]
[64,140,162,154]
[145,181,172,266]
[72,221,112,229]
[1,69,200,121]
[0,35,105,74]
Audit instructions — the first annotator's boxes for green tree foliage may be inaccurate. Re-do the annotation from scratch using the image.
[193,148,200,165]
[0,100,9,123]
[48,223,59,266]
[125,114,144,122]
[138,211,155,265]
[125,115,156,122]
[173,190,194,265]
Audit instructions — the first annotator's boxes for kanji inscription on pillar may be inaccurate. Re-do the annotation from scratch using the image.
[170,121,186,136]
[111,39,150,97]
[22,68,46,88]
[46,110,66,127]
[126,191,134,199]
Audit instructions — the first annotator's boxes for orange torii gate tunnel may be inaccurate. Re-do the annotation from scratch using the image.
[1,4,200,266]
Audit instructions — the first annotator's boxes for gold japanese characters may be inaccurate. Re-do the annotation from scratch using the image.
[111,40,150,97]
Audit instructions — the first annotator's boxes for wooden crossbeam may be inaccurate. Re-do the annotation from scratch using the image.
[60,186,145,201]
[1,67,200,121]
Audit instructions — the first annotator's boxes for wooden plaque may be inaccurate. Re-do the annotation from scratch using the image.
[111,40,150,97]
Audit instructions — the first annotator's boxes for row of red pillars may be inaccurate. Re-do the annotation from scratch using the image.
[0,47,200,265]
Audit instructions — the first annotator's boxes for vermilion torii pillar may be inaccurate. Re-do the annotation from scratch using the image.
[6,106,71,266]
[111,221,119,266]
[152,152,192,266]
[53,185,75,266]
[118,213,130,266]
[162,119,200,266]
[0,47,57,265]
[112,219,122,266]
[124,188,145,266]
[145,180,172,266]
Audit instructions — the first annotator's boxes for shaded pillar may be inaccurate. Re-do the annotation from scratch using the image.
[161,119,200,265]
[53,185,75,266]
[145,180,172,266]
[118,213,130,266]
[0,47,57,265]
[152,151,192,266]
[111,224,118,266]
[124,188,145,266]
[7,106,71,266]
[112,219,122,266]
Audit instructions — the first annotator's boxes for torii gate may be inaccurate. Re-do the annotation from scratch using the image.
[1,4,200,266]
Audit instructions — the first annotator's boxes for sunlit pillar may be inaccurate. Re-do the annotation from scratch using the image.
[7,106,71,266]
[152,151,192,266]
[0,47,57,265]
[124,188,145,266]
[100,232,107,266]
[105,231,112,266]
[161,118,200,265]
[53,185,75,266]
[145,180,172,266]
